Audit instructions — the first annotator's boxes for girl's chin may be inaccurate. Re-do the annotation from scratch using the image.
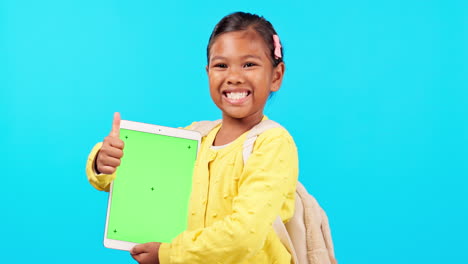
[221,108,263,121]
[221,109,250,120]
[223,112,248,119]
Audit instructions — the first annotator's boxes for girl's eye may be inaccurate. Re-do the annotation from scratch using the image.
[244,62,257,68]
[214,63,227,68]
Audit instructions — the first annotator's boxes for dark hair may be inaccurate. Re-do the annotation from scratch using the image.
[207,12,284,67]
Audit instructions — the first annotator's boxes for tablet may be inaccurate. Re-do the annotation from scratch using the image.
[104,120,201,251]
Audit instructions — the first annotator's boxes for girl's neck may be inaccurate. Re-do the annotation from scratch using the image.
[212,113,264,146]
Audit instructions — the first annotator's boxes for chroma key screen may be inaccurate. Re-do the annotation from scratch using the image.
[106,128,198,244]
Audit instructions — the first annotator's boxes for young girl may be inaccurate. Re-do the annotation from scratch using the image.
[86,12,298,264]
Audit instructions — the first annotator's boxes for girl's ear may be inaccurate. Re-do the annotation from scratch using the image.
[205,65,209,74]
[270,62,285,92]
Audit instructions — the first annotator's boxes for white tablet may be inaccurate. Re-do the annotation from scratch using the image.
[104,120,201,251]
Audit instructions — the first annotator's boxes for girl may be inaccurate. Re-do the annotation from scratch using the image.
[86,12,298,264]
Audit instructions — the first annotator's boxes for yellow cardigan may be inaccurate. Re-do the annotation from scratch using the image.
[86,121,299,264]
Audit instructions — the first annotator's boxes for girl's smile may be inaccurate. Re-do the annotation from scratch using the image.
[223,89,251,105]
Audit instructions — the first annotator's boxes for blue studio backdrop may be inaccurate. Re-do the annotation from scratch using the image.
[1,0,467,263]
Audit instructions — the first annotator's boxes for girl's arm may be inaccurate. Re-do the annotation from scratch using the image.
[158,129,298,264]
[85,113,123,191]
[85,142,116,191]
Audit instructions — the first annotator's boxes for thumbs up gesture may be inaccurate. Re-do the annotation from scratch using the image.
[96,112,125,174]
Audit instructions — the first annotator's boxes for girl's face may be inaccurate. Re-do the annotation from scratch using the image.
[207,29,284,122]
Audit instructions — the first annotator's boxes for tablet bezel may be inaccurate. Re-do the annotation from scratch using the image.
[103,120,201,251]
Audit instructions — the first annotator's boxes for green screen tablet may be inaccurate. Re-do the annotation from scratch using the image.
[104,120,201,251]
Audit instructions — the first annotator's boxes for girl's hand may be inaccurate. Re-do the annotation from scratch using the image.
[130,242,161,264]
[96,112,125,174]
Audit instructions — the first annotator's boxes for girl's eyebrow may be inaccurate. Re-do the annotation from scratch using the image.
[210,56,226,62]
[210,55,262,62]
[241,55,262,60]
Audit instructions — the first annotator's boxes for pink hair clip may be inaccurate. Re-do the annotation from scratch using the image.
[273,34,282,59]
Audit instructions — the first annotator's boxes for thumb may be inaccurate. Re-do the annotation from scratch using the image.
[131,243,148,255]
[110,112,121,137]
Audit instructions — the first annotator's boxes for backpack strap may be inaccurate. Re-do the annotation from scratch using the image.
[281,188,307,264]
[242,119,282,164]
[274,216,300,264]
[189,120,222,137]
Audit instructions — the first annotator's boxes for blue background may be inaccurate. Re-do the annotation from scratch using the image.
[1,0,467,263]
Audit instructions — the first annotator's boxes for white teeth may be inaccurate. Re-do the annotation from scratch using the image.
[226,92,248,100]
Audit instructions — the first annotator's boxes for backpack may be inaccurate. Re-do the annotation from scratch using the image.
[191,119,337,264]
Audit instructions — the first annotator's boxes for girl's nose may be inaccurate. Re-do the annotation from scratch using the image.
[226,67,245,85]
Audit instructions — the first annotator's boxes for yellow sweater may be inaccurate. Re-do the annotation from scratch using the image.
[86,121,299,264]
